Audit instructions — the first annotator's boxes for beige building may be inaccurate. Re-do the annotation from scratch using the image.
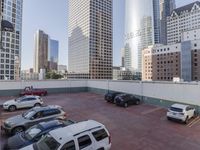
[142,35,200,81]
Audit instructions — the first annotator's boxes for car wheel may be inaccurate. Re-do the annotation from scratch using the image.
[34,103,41,107]
[124,103,128,108]
[8,105,16,112]
[136,100,140,105]
[113,99,116,104]
[167,117,171,121]
[185,116,189,124]
[12,126,24,135]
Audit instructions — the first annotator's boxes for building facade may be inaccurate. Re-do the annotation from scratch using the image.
[48,39,59,71]
[124,0,160,73]
[167,1,200,44]
[160,0,176,45]
[68,0,113,79]
[0,0,23,80]
[34,30,59,73]
[142,29,200,82]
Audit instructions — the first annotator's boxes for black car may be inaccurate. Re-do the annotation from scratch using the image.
[115,94,140,107]
[104,92,122,103]
[4,119,75,150]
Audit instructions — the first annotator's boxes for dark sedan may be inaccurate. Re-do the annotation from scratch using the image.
[115,94,140,107]
[104,92,122,103]
[4,119,75,150]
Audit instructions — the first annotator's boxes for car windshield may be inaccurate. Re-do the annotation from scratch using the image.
[24,125,42,140]
[170,107,183,112]
[22,109,36,119]
[36,134,60,150]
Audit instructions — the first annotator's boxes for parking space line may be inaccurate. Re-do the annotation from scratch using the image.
[141,107,163,115]
[187,116,200,127]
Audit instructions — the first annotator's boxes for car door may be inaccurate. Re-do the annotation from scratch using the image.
[27,97,37,107]
[18,97,29,108]
[75,134,95,150]
[41,109,61,122]
[25,111,44,129]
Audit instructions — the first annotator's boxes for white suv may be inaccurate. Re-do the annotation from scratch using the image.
[20,120,111,150]
[167,103,196,124]
[3,95,43,111]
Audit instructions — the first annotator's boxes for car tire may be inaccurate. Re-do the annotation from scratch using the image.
[113,99,116,104]
[184,116,189,124]
[124,103,128,108]
[167,117,171,121]
[34,103,41,107]
[136,100,140,105]
[8,105,16,112]
[12,126,24,135]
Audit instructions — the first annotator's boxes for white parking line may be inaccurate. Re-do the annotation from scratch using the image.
[141,107,163,115]
[187,116,200,127]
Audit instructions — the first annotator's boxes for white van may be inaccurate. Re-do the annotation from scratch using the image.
[20,120,111,150]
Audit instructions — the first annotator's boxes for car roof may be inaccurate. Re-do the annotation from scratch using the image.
[39,120,62,129]
[49,120,104,143]
[32,105,62,111]
[171,103,189,109]
[21,95,40,98]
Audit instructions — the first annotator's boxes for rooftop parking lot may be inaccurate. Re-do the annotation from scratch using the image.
[1,93,200,150]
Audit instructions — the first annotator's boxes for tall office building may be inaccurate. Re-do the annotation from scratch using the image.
[160,0,176,45]
[34,30,59,73]
[0,0,23,80]
[167,1,200,44]
[124,0,160,74]
[48,39,59,71]
[68,0,113,79]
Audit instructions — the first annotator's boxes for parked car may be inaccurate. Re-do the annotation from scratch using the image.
[104,92,122,103]
[115,94,140,107]
[20,86,48,96]
[5,119,75,150]
[2,95,43,111]
[167,103,196,124]
[1,105,67,135]
[20,120,111,150]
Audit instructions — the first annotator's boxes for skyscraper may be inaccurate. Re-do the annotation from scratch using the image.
[68,0,113,79]
[34,30,49,73]
[48,39,59,71]
[34,30,59,73]
[160,0,176,45]
[0,0,23,80]
[124,0,160,74]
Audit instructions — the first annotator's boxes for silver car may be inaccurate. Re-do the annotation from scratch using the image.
[1,105,67,135]
[3,95,43,111]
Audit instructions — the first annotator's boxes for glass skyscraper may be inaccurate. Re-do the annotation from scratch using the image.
[48,39,59,71]
[68,0,113,79]
[124,0,160,73]
[0,0,23,80]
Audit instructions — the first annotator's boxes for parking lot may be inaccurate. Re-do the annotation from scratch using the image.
[1,92,200,150]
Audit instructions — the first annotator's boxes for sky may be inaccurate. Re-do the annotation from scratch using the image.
[21,0,197,70]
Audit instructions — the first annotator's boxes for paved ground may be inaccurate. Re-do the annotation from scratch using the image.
[1,93,200,150]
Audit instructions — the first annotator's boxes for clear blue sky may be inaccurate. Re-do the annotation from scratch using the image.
[21,0,197,70]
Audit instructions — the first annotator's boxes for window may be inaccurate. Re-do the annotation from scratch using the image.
[43,109,61,117]
[61,140,75,150]
[92,129,108,141]
[78,135,92,149]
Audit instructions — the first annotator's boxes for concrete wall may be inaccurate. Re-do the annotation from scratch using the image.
[0,79,200,110]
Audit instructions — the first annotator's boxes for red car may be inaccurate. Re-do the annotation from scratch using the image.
[20,87,48,96]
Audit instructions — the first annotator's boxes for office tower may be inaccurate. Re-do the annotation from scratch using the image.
[124,0,160,75]
[34,30,49,73]
[160,0,176,45]
[167,1,200,44]
[142,28,200,82]
[48,39,59,71]
[68,0,113,79]
[34,30,59,73]
[0,0,23,80]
